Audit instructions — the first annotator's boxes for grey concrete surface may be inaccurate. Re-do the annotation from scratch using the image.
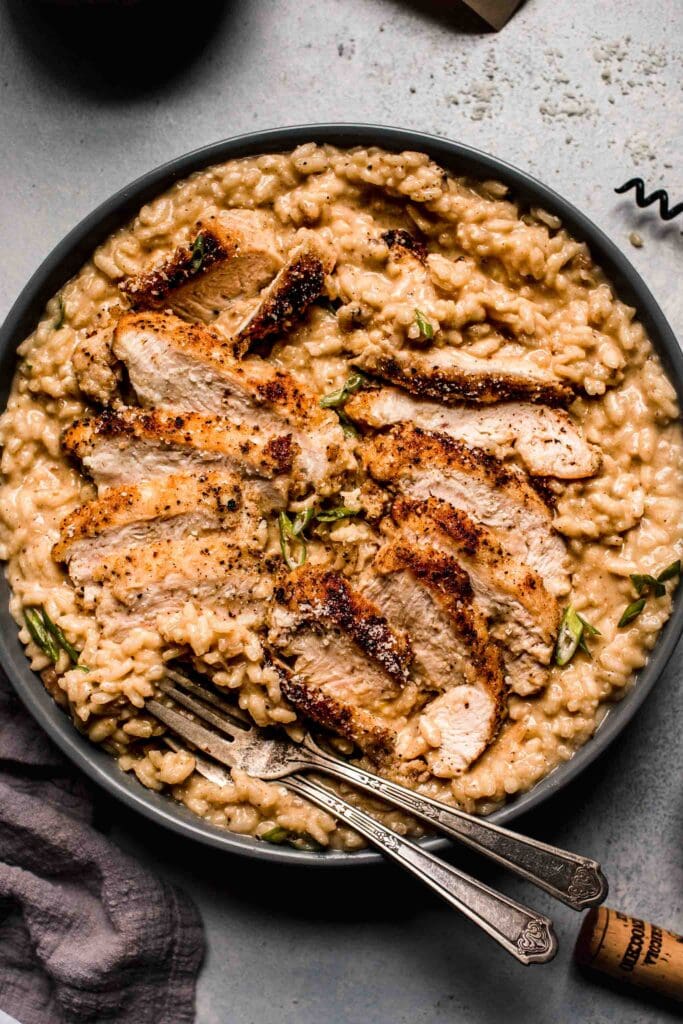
[1,1,682,1022]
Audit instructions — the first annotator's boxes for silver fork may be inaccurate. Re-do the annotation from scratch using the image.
[154,670,607,910]
[146,671,563,965]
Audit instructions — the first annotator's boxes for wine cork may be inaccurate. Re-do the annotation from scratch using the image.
[575,906,683,1002]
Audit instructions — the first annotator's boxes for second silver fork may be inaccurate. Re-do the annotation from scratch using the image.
[153,669,607,911]
[148,675,557,965]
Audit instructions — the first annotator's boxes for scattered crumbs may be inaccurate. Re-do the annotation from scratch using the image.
[629,232,644,249]
[336,39,356,59]
[625,132,658,164]
[591,34,670,98]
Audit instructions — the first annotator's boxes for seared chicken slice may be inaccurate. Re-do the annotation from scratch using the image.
[272,566,417,760]
[361,541,506,774]
[277,669,395,760]
[119,211,281,322]
[53,471,280,587]
[232,237,334,357]
[62,407,296,493]
[362,542,504,695]
[113,311,353,491]
[85,536,274,632]
[73,326,122,405]
[346,386,599,480]
[361,424,568,593]
[391,497,560,695]
[355,344,574,406]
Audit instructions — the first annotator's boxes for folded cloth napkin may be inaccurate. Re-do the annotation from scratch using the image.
[0,667,204,1024]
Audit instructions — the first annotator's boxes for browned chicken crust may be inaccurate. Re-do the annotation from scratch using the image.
[361,422,551,515]
[374,542,504,691]
[233,238,334,357]
[114,311,328,428]
[52,471,267,565]
[277,671,395,760]
[120,228,237,310]
[118,213,280,320]
[357,348,575,406]
[62,406,297,479]
[390,496,559,697]
[278,565,412,686]
[345,385,600,480]
[391,496,559,645]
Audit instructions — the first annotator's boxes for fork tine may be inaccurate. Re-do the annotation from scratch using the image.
[164,734,232,787]
[165,668,252,724]
[157,678,247,740]
[147,699,237,768]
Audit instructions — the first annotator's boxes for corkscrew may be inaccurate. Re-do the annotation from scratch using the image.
[615,178,683,221]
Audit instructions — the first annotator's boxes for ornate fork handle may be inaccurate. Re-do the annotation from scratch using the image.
[285,773,557,965]
[298,737,607,911]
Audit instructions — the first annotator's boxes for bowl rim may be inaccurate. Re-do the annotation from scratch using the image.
[1,122,682,867]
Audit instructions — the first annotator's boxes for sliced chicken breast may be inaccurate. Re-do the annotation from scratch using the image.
[119,211,281,322]
[361,423,568,593]
[276,668,395,760]
[361,541,506,773]
[391,497,560,695]
[53,471,280,587]
[73,326,122,405]
[355,344,574,406]
[362,541,504,695]
[84,536,274,633]
[232,237,334,357]
[271,565,418,760]
[346,386,599,479]
[113,311,353,491]
[410,687,501,779]
[62,407,296,492]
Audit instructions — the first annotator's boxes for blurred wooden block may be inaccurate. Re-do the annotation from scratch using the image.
[462,0,524,30]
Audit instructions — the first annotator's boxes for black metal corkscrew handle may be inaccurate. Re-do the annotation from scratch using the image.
[615,178,683,221]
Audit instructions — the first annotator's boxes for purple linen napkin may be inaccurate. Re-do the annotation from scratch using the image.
[0,668,204,1024]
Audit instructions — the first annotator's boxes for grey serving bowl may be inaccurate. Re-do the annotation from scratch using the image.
[1,124,682,866]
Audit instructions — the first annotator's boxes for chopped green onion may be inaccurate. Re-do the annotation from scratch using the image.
[555,606,600,666]
[278,511,308,571]
[657,559,681,583]
[262,826,290,844]
[291,508,315,537]
[414,308,434,340]
[576,613,601,637]
[261,826,324,851]
[316,506,360,523]
[620,559,680,626]
[41,607,82,663]
[630,573,665,598]
[319,373,367,409]
[575,613,601,659]
[24,608,60,663]
[190,233,206,273]
[53,296,65,331]
[555,606,583,666]
[23,606,87,669]
[336,411,359,437]
[618,598,647,628]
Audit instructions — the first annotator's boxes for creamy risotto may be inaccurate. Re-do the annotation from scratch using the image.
[1,144,681,852]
